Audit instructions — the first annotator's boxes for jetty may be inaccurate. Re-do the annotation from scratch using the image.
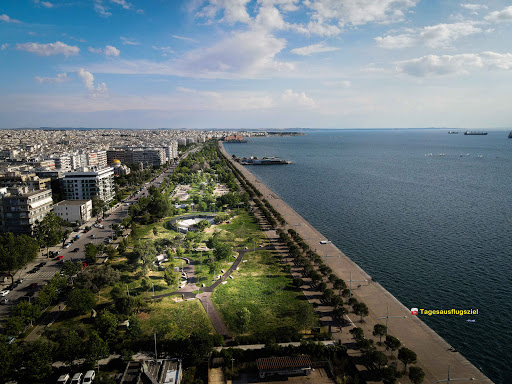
[219,141,493,384]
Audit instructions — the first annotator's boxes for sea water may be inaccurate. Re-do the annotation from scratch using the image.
[224,129,512,383]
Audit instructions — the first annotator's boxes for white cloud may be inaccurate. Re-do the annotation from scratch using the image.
[485,6,512,22]
[303,0,418,28]
[16,41,80,56]
[172,30,293,78]
[460,4,487,11]
[89,45,120,57]
[290,42,339,56]
[120,37,139,45]
[1,43,9,50]
[152,46,174,56]
[376,22,484,49]
[254,5,287,31]
[322,79,351,87]
[35,73,69,83]
[172,35,199,43]
[77,68,108,97]
[194,0,252,24]
[105,45,120,57]
[260,0,300,12]
[34,0,54,8]
[281,89,315,107]
[111,0,132,9]
[0,14,22,23]
[396,51,512,77]
[94,1,112,17]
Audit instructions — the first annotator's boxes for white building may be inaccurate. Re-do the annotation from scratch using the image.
[62,167,115,203]
[53,199,93,224]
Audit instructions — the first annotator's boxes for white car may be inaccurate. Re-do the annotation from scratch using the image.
[83,370,95,383]
[57,373,70,384]
[64,243,72,249]
[0,290,9,297]
[71,373,83,384]
[319,240,331,244]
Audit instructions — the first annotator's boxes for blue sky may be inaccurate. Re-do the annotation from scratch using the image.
[1,0,512,129]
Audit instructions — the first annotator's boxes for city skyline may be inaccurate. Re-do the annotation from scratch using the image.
[2,1,512,129]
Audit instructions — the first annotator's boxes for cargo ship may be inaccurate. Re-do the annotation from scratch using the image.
[508,131,512,138]
[238,156,292,165]
[448,131,459,134]
[464,131,488,135]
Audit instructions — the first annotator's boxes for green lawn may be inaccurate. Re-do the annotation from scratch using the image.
[140,297,214,339]
[211,250,318,337]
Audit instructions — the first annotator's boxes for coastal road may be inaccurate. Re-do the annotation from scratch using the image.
[219,142,493,384]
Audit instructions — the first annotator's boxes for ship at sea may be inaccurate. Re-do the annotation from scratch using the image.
[238,156,292,165]
[448,131,459,134]
[464,131,488,135]
[508,131,512,138]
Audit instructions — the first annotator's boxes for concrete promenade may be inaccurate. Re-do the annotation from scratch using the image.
[219,142,493,384]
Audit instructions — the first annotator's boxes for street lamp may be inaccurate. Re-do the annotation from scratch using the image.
[378,305,407,336]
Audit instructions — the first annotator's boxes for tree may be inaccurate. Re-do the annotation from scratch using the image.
[236,307,251,332]
[59,330,83,366]
[126,314,142,340]
[163,265,180,288]
[92,197,106,218]
[61,260,83,278]
[0,233,39,284]
[408,366,425,384]
[34,212,63,255]
[195,219,210,232]
[332,307,348,323]
[20,338,57,383]
[385,335,401,356]
[141,277,151,292]
[96,310,119,342]
[13,301,41,326]
[133,240,157,267]
[153,227,158,236]
[84,242,98,263]
[398,347,417,373]
[213,242,232,261]
[67,288,97,315]
[372,350,388,369]
[381,365,400,384]
[373,324,387,343]
[84,331,109,365]
[353,302,369,322]
[349,327,364,341]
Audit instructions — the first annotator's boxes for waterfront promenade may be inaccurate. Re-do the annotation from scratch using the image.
[219,142,493,384]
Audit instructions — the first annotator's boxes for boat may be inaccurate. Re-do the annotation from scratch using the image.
[464,131,488,135]
[239,156,292,165]
[448,131,459,134]
[508,131,512,138]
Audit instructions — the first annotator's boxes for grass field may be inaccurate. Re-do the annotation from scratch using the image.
[140,297,214,339]
[211,250,318,337]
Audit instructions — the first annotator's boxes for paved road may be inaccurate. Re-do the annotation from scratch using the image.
[219,142,493,384]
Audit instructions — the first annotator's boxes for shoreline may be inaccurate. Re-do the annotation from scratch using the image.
[219,141,493,384]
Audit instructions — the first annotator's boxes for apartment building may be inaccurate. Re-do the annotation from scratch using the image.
[0,171,51,190]
[62,167,115,203]
[0,187,53,235]
[53,200,92,223]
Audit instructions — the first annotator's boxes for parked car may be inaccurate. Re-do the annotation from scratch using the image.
[37,262,47,267]
[0,290,10,297]
[70,373,83,384]
[56,373,70,384]
[6,336,16,345]
[83,370,95,383]
[72,248,79,252]
[1,298,9,305]
[64,243,72,249]
[28,283,38,290]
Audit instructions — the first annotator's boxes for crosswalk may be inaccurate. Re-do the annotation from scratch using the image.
[24,270,57,280]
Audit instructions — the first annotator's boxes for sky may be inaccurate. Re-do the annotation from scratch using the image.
[1,0,512,129]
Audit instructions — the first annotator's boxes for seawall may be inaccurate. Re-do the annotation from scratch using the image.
[219,141,493,384]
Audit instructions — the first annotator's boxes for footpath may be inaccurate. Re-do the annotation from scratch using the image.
[219,142,493,384]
